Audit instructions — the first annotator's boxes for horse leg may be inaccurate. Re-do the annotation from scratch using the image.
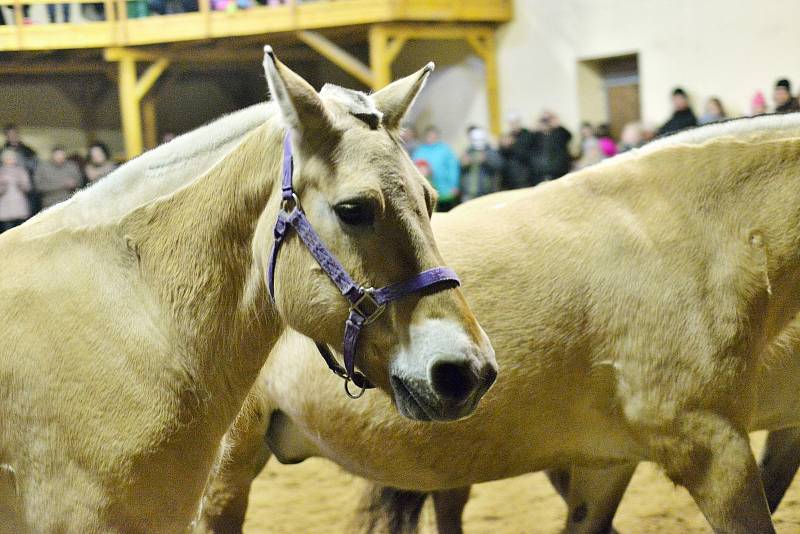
[545,468,571,499]
[197,441,271,534]
[196,394,273,533]
[759,427,800,513]
[652,411,774,534]
[432,487,470,534]
[0,465,22,534]
[564,463,636,534]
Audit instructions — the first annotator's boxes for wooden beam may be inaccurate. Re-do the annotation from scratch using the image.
[105,46,262,65]
[0,63,111,75]
[105,47,160,63]
[378,22,493,41]
[384,34,408,65]
[368,24,391,91]
[134,57,169,101]
[296,30,373,87]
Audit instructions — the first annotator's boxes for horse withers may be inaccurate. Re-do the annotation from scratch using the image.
[0,50,495,532]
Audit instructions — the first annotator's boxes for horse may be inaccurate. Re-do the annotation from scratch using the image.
[199,112,800,534]
[535,316,800,534]
[0,49,496,532]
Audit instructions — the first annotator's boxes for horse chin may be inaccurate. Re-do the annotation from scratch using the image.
[389,374,481,422]
[390,375,434,421]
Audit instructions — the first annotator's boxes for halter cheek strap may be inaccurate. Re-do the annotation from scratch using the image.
[267,132,460,397]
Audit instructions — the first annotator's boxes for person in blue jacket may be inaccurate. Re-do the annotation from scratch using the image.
[412,126,460,211]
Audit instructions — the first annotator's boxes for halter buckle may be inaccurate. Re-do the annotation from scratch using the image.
[351,288,385,325]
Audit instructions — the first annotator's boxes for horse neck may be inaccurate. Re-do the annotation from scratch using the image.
[123,121,285,422]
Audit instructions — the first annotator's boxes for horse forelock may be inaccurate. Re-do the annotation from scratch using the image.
[321,84,383,129]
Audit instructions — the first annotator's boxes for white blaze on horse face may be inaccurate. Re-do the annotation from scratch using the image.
[389,318,497,422]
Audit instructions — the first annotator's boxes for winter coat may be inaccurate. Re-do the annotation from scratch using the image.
[460,147,503,202]
[0,165,32,221]
[34,161,81,208]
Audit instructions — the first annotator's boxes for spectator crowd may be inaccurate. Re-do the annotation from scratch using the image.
[0,0,321,24]
[0,124,116,232]
[404,77,800,212]
[2,78,799,228]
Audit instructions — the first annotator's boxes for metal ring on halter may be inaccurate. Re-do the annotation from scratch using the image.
[344,376,368,399]
[281,192,302,213]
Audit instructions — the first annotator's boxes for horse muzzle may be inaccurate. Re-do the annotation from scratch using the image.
[390,340,497,422]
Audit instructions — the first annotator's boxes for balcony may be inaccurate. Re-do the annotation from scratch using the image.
[0,0,511,51]
[2,0,511,157]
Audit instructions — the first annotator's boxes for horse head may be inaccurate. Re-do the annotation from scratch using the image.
[256,49,497,421]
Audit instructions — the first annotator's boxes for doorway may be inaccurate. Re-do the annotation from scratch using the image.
[577,54,640,140]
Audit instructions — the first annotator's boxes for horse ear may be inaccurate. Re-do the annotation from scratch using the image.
[263,46,333,142]
[371,62,435,131]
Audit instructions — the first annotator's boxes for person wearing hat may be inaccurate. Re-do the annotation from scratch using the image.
[658,87,698,136]
[774,79,800,113]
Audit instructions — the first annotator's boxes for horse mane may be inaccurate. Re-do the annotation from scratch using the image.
[27,102,274,232]
[606,112,800,169]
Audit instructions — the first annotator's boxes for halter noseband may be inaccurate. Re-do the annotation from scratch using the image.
[267,132,461,398]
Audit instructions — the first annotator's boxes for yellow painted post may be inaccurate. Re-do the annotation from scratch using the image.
[368,24,391,90]
[117,55,143,158]
[467,30,501,137]
[103,0,115,41]
[142,97,158,150]
[483,31,501,137]
[12,0,24,47]
[116,0,128,43]
[198,0,210,37]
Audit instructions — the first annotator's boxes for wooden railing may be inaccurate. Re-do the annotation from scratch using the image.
[0,0,511,52]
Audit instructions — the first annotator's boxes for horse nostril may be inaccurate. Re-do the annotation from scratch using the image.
[482,363,498,390]
[429,360,477,403]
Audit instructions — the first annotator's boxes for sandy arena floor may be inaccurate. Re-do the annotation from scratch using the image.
[243,432,800,533]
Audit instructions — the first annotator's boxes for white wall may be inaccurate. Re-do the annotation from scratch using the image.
[411,0,800,148]
[7,0,800,154]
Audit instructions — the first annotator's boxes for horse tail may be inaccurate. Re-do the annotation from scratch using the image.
[359,484,429,534]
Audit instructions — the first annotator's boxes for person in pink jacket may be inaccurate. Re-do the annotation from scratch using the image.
[0,149,32,233]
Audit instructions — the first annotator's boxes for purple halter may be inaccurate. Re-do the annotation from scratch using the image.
[267,133,461,398]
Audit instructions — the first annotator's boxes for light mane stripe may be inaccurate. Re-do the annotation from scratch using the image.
[598,112,800,171]
[28,102,274,231]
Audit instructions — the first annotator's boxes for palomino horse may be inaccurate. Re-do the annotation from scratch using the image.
[200,113,800,534]
[535,317,800,534]
[0,50,496,532]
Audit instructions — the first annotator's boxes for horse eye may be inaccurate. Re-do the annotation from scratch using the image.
[334,201,375,226]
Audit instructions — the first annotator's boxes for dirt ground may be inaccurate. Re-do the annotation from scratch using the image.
[243,431,800,533]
